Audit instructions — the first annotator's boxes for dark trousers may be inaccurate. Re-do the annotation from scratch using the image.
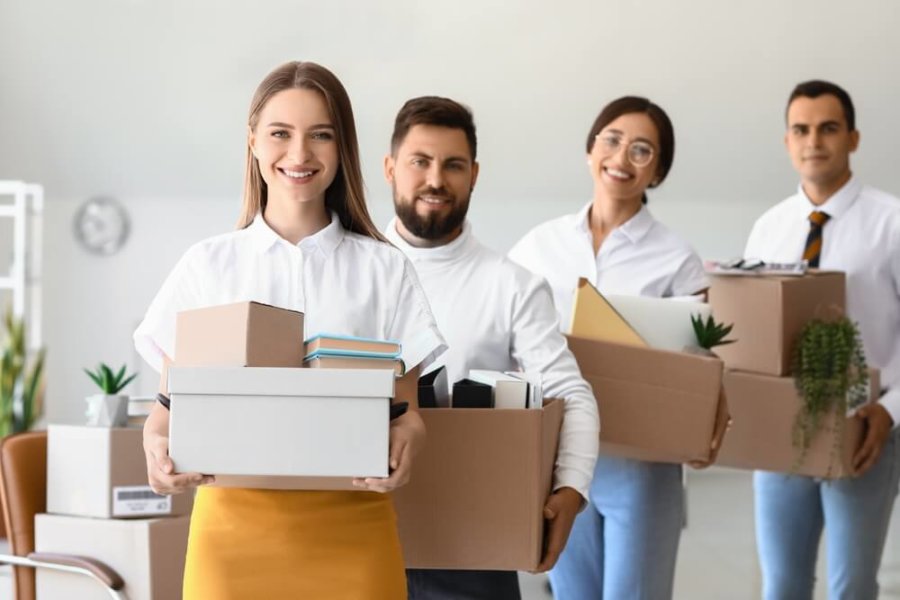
[406,569,521,600]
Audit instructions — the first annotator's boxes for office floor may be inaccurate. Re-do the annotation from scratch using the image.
[519,467,900,599]
[3,468,898,599]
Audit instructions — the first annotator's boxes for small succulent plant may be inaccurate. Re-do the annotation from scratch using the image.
[84,363,137,395]
[691,314,736,350]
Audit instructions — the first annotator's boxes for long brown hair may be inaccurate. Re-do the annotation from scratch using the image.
[237,61,385,241]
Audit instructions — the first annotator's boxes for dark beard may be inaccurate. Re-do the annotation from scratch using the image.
[393,186,469,241]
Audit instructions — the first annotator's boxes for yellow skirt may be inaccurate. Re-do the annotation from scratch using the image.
[182,487,407,600]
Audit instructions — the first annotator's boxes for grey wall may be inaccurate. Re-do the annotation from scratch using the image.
[2,0,899,423]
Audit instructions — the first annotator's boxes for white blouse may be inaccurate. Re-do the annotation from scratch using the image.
[134,213,446,375]
[508,202,708,324]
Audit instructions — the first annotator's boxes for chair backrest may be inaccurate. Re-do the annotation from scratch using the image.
[0,431,48,600]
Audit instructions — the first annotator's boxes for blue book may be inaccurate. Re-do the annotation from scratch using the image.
[303,333,402,360]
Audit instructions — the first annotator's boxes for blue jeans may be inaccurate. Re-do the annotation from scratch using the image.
[755,428,900,600]
[548,455,684,600]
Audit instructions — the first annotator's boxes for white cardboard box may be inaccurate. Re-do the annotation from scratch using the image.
[168,367,393,483]
[47,425,193,519]
[35,513,190,600]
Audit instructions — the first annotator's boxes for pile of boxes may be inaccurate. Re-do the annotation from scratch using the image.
[710,271,879,478]
[38,426,193,599]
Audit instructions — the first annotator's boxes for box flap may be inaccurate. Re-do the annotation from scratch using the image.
[168,367,394,398]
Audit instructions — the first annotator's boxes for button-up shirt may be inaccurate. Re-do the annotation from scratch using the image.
[135,213,446,374]
[745,176,900,426]
[508,202,708,326]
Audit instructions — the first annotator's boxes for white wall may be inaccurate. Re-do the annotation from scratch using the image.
[2,0,899,423]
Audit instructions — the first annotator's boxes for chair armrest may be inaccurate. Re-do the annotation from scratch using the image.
[27,552,125,590]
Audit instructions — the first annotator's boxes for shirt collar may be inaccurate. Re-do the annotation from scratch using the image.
[574,200,656,244]
[385,218,476,263]
[247,211,345,256]
[795,175,862,221]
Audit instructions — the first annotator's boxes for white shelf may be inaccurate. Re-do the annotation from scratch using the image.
[0,206,15,217]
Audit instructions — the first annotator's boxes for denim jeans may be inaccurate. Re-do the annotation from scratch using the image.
[548,455,684,600]
[755,428,900,600]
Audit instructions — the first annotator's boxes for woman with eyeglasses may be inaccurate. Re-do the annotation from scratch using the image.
[508,96,708,600]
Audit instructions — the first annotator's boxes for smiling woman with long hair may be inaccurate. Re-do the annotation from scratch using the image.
[134,61,445,599]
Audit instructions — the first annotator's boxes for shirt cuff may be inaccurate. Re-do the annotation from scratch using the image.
[879,387,900,429]
[400,325,448,375]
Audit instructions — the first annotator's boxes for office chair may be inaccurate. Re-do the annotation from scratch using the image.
[0,431,126,600]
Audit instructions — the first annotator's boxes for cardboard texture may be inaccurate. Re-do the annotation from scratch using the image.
[566,336,725,463]
[717,369,881,478]
[175,301,304,367]
[35,514,190,600]
[168,366,393,486]
[392,398,563,570]
[47,425,193,519]
[708,271,846,376]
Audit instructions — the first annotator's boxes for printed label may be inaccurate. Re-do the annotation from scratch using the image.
[112,485,172,517]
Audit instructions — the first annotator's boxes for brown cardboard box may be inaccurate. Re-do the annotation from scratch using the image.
[708,271,845,376]
[35,514,190,600]
[716,369,880,478]
[567,336,726,463]
[392,398,563,571]
[47,425,193,519]
[175,301,304,367]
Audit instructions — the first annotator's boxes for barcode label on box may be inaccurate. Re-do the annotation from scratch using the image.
[112,485,172,516]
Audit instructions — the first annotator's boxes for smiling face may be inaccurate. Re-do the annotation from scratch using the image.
[385,124,479,246]
[248,87,339,209]
[785,94,858,192]
[587,112,661,204]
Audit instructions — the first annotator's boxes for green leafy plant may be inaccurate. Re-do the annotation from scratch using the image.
[0,307,46,437]
[84,363,137,395]
[792,317,868,472]
[691,314,736,350]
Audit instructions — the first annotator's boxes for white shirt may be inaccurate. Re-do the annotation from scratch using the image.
[134,213,446,375]
[386,219,600,499]
[745,176,900,426]
[508,202,708,325]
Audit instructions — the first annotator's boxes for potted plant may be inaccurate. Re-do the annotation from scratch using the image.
[687,313,736,357]
[84,363,137,427]
[792,317,869,473]
[0,307,45,437]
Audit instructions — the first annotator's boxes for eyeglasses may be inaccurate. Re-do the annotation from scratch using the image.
[595,133,656,167]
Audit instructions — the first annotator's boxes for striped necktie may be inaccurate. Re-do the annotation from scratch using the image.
[802,211,830,268]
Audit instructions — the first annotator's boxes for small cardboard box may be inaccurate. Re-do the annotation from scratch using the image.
[707,271,845,376]
[47,425,193,519]
[168,366,393,487]
[392,398,563,571]
[566,336,726,463]
[175,301,304,367]
[716,369,881,478]
[35,513,190,600]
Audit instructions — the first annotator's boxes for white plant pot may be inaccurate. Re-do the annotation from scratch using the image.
[85,393,129,427]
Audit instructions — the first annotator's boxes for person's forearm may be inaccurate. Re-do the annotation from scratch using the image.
[144,402,169,441]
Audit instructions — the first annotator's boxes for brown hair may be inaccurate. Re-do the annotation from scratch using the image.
[390,96,477,160]
[787,80,856,131]
[586,96,675,203]
[237,61,384,241]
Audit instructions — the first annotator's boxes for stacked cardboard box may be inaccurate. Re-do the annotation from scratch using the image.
[39,426,193,599]
[709,271,875,478]
[168,301,393,490]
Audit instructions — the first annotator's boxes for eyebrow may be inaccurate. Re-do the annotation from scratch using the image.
[601,129,656,145]
[790,120,842,129]
[266,122,334,130]
[409,151,470,163]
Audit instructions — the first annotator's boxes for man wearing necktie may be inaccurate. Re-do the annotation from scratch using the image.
[745,80,900,600]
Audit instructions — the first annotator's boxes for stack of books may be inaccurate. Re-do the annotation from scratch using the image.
[303,333,405,376]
